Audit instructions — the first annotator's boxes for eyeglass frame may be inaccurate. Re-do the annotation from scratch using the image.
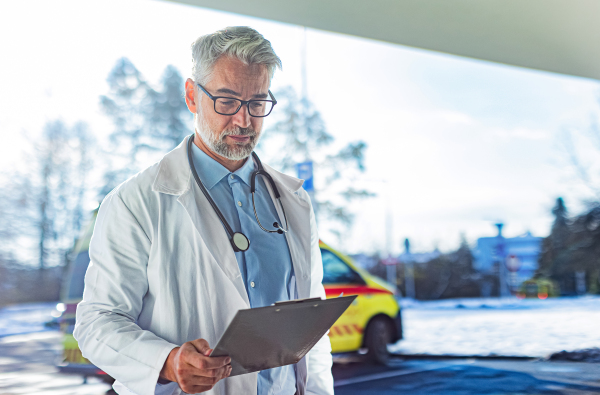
[196,83,277,117]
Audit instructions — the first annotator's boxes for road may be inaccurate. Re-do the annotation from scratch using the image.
[333,357,600,395]
[1,331,600,394]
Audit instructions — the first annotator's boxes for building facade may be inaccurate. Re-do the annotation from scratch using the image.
[474,225,542,296]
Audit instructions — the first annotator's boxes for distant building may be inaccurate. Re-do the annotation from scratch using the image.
[473,226,543,295]
[398,249,441,265]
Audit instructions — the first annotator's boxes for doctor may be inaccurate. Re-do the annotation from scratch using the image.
[74,27,334,395]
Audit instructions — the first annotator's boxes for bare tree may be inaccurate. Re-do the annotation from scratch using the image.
[2,121,96,268]
[258,86,373,238]
[561,95,600,200]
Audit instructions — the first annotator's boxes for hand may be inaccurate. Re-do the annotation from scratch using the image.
[160,339,232,393]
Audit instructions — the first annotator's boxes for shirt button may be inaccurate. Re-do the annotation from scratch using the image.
[230,174,234,180]
[237,201,243,207]
[250,281,255,288]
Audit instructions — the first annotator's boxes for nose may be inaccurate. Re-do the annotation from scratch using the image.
[231,103,251,128]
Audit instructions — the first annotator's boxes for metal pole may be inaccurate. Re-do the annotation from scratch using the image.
[495,223,509,297]
[385,207,396,287]
[405,261,416,299]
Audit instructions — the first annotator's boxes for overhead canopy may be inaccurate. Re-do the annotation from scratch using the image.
[166,0,600,81]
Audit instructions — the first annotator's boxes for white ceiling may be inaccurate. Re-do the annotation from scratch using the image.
[165,0,600,81]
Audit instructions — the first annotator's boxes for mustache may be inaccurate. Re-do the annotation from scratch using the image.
[221,127,256,138]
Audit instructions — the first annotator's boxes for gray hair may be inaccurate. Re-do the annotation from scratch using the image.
[191,26,282,86]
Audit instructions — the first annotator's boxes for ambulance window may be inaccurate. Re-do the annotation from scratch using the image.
[66,251,90,300]
[321,249,365,285]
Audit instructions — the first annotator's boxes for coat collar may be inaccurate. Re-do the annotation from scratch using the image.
[152,135,305,195]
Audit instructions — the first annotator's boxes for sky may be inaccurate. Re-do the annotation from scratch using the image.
[1,0,599,255]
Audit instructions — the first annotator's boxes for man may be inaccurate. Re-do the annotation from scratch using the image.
[74,27,334,395]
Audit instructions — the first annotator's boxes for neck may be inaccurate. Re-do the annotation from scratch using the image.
[193,133,247,172]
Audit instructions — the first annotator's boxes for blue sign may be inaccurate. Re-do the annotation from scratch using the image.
[296,161,314,192]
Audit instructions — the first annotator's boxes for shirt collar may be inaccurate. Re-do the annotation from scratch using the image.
[190,143,255,189]
[152,135,304,196]
[234,153,256,187]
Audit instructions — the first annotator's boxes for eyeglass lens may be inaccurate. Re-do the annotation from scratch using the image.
[215,98,274,116]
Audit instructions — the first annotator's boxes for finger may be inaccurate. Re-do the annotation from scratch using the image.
[194,365,229,379]
[187,352,231,370]
[204,348,213,357]
[189,339,211,355]
[181,369,229,392]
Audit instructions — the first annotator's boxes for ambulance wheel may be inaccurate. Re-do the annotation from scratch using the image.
[364,317,392,365]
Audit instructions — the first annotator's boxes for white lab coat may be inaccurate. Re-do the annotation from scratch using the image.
[74,136,334,395]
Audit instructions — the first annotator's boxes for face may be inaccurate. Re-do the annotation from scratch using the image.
[185,56,270,161]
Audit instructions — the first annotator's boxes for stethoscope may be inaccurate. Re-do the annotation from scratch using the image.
[187,134,289,252]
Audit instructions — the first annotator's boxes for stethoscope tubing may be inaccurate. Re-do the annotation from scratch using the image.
[187,135,238,240]
[186,134,289,252]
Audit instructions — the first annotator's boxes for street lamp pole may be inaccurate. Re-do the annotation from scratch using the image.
[495,223,509,297]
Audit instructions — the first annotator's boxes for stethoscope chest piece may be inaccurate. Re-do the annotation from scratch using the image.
[232,232,250,252]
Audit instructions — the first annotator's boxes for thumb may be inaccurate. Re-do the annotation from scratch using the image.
[190,338,211,355]
[204,348,213,357]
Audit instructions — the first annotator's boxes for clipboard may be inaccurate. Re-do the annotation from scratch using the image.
[210,295,357,376]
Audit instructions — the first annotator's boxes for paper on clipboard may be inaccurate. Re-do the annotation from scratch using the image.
[210,295,357,376]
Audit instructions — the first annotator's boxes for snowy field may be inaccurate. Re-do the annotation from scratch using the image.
[390,296,600,358]
[0,302,56,338]
[1,297,599,358]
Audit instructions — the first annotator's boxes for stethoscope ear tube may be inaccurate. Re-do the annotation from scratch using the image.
[250,153,281,199]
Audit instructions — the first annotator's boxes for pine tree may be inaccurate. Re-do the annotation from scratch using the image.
[538,197,570,278]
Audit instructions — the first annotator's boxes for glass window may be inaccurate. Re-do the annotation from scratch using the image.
[321,249,365,285]
[66,251,90,300]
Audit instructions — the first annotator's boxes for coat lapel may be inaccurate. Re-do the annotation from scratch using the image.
[177,188,250,306]
[153,136,250,306]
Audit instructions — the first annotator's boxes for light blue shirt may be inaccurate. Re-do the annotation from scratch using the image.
[191,144,297,395]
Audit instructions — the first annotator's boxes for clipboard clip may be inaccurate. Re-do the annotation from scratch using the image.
[274,297,322,306]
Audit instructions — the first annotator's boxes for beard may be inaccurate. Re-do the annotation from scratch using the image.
[195,110,259,161]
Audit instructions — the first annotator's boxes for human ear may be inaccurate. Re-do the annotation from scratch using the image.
[184,78,197,114]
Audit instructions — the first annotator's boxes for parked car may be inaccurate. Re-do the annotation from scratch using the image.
[56,217,402,380]
[517,277,559,299]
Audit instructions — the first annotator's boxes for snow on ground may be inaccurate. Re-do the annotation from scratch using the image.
[389,296,600,358]
[1,297,599,358]
[0,302,57,338]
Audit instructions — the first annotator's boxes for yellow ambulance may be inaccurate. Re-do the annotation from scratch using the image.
[320,241,402,363]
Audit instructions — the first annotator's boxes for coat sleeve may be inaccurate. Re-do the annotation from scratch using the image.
[73,190,178,395]
[304,191,335,395]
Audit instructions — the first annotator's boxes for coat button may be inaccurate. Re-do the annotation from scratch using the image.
[250,281,255,288]
[237,201,243,207]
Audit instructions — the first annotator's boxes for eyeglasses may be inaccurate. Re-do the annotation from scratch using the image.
[197,83,277,117]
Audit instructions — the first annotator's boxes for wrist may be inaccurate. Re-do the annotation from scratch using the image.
[159,347,180,383]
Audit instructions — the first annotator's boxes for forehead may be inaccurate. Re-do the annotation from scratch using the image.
[208,56,269,95]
